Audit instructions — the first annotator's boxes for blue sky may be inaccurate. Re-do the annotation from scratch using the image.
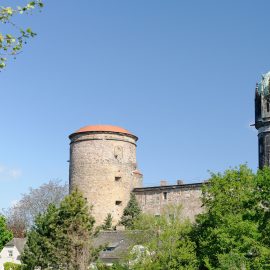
[0,0,269,209]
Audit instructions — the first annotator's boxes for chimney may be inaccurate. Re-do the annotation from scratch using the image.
[160,180,168,186]
[177,180,184,185]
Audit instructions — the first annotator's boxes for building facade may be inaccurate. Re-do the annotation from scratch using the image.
[69,125,143,226]
[0,238,26,270]
[69,125,204,225]
[255,71,270,169]
[134,182,203,221]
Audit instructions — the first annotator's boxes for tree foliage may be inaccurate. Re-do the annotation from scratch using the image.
[101,213,113,230]
[4,262,21,270]
[21,189,98,270]
[4,179,68,237]
[0,215,13,251]
[120,193,141,229]
[0,1,43,69]
[128,205,198,270]
[193,165,270,269]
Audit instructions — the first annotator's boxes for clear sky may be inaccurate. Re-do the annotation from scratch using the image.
[0,0,269,209]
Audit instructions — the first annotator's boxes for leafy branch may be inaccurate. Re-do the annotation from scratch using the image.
[0,1,43,69]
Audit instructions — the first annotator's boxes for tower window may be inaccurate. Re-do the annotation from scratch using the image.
[115,176,121,181]
[267,101,270,112]
[115,201,122,205]
[163,192,167,200]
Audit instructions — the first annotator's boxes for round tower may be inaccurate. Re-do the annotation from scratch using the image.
[255,71,270,168]
[69,125,143,226]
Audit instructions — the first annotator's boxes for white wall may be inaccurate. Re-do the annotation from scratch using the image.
[0,246,21,270]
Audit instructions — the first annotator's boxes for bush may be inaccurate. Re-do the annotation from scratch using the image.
[4,262,21,270]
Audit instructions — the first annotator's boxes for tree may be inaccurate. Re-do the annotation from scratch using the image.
[0,215,13,251]
[120,193,141,229]
[101,213,113,230]
[193,165,270,269]
[0,1,43,69]
[129,205,198,270]
[4,262,21,270]
[21,189,98,270]
[256,167,270,247]
[4,179,68,237]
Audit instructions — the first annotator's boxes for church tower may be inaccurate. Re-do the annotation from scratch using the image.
[255,71,270,168]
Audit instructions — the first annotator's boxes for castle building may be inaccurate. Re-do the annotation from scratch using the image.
[133,182,203,221]
[255,71,270,169]
[69,125,203,225]
[69,125,143,225]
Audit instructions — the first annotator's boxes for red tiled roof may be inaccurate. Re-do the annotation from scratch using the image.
[70,125,136,139]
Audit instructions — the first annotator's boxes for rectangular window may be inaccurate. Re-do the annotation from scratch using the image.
[163,192,167,200]
[115,176,121,181]
[8,250,13,257]
[115,200,122,205]
[267,102,270,112]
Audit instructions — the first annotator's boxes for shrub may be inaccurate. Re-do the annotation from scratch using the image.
[4,262,21,270]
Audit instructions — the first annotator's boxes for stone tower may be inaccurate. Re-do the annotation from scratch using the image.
[255,71,270,169]
[69,125,143,226]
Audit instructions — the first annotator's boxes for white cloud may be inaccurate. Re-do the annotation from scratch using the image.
[0,164,22,181]
[9,169,22,179]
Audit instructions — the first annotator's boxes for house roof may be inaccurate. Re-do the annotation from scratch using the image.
[5,238,27,254]
[93,231,131,263]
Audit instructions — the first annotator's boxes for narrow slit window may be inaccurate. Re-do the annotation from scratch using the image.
[163,192,167,200]
[115,176,121,181]
[267,102,270,112]
[115,200,122,205]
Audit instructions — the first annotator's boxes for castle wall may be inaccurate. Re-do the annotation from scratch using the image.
[133,183,203,221]
[69,132,142,226]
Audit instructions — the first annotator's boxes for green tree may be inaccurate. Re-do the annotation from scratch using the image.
[0,215,13,251]
[0,1,43,69]
[256,167,270,247]
[4,179,68,237]
[120,193,141,229]
[193,165,270,269]
[129,205,198,270]
[21,189,98,270]
[4,262,21,270]
[101,213,113,230]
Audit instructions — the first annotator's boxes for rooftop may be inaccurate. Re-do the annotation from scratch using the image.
[69,125,137,140]
[93,231,131,263]
[5,238,27,254]
[133,182,204,192]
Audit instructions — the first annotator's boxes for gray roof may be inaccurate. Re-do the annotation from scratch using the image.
[5,238,27,254]
[133,182,203,193]
[4,233,132,264]
[93,231,131,264]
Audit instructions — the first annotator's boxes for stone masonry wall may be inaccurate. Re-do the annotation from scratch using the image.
[134,183,203,221]
[69,132,142,226]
